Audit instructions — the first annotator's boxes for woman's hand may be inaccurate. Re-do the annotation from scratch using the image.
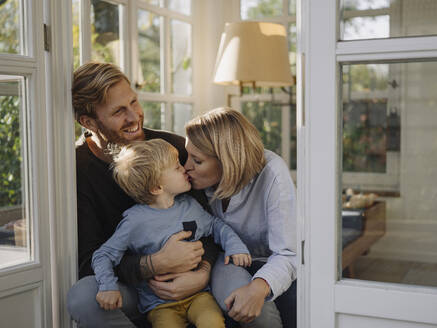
[224,278,271,323]
[225,253,252,267]
[96,290,122,311]
[152,230,205,274]
[148,261,211,301]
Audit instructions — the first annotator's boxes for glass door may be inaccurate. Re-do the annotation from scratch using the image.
[304,0,437,327]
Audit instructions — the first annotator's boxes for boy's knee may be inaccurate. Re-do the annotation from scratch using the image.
[193,310,225,328]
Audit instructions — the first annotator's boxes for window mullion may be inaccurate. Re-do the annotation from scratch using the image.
[80,0,92,64]
[130,0,139,84]
[119,3,128,75]
[164,14,172,130]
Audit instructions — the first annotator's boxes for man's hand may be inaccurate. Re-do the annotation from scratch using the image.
[152,231,204,275]
[96,290,123,311]
[148,261,211,301]
[224,278,270,323]
[225,253,252,267]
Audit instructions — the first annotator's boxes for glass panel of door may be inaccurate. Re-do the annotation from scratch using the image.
[340,60,437,288]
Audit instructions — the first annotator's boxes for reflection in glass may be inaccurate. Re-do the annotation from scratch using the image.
[171,20,192,95]
[168,0,191,15]
[172,103,192,137]
[0,76,31,269]
[138,10,161,93]
[0,0,21,54]
[342,64,389,173]
[340,61,437,288]
[72,0,80,70]
[241,0,283,19]
[91,0,121,66]
[344,15,389,40]
[243,102,282,156]
[141,101,163,130]
[341,0,437,40]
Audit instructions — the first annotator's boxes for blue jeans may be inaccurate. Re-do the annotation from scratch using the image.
[211,253,297,328]
[67,276,148,328]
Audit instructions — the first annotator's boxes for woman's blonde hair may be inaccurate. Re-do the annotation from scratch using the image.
[72,61,130,122]
[185,107,265,199]
[112,139,179,204]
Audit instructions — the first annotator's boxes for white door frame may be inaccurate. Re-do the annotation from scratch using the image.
[45,0,77,326]
[303,0,437,327]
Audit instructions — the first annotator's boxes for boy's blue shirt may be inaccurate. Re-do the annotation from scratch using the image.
[92,194,249,313]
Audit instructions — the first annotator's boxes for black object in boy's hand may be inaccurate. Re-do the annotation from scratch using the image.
[182,221,197,241]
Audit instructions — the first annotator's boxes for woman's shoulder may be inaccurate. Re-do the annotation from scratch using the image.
[262,149,290,176]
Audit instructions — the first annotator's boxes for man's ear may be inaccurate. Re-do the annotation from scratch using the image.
[150,185,163,195]
[79,115,99,133]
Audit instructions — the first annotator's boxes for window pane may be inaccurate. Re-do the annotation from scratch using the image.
[171,20,192,95]
[0,0,22,54]
[91,0,121,66]
[242,102,282,156]
[172,103,192,136]
[72,0,80,70]
[168,0,191,15]
[241,0,283,19]
[138,10,161,93]
[288,23,297,76]
[341,0,437,40]
[340,61,437,288]
[342,64,389,173]
[141,101,163,130]
[145,0,163,6]
[0,76,31,269]
[288,0,296,15]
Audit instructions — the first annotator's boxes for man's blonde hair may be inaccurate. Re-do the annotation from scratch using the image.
[185,107,265,200]
[72,61,130,122]
[112,139,179,204]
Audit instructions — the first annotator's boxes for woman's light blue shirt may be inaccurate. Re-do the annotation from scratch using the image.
[206,150,297,300]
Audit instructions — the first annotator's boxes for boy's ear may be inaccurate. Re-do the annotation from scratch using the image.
[150,185,163,195]
[79,115,99,133]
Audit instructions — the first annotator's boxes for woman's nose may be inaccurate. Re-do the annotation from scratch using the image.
[184,157,193,171]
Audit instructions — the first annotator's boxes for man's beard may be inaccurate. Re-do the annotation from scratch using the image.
[95,119,142,157]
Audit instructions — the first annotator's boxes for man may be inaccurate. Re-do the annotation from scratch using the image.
[67,62,219,327]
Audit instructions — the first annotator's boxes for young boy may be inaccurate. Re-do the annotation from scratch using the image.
[92,139,251,328]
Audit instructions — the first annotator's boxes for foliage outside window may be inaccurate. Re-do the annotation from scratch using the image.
[0,0,20,54]
[0,92,21,207]
[342,64,392,173]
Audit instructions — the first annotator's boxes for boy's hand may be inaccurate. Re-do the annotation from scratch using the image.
[96,290,123,311]
[225,253,252,267]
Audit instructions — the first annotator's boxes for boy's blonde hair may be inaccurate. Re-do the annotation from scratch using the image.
[112,139,179,204]
[72,61,130,123]
[185,107,265,200]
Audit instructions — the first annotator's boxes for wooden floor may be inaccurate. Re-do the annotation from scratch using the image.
[349,256,437,287]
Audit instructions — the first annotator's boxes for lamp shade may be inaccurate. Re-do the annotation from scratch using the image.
[213,21,293,87]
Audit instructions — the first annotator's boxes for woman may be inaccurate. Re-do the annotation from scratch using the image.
[184,108,297,328]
